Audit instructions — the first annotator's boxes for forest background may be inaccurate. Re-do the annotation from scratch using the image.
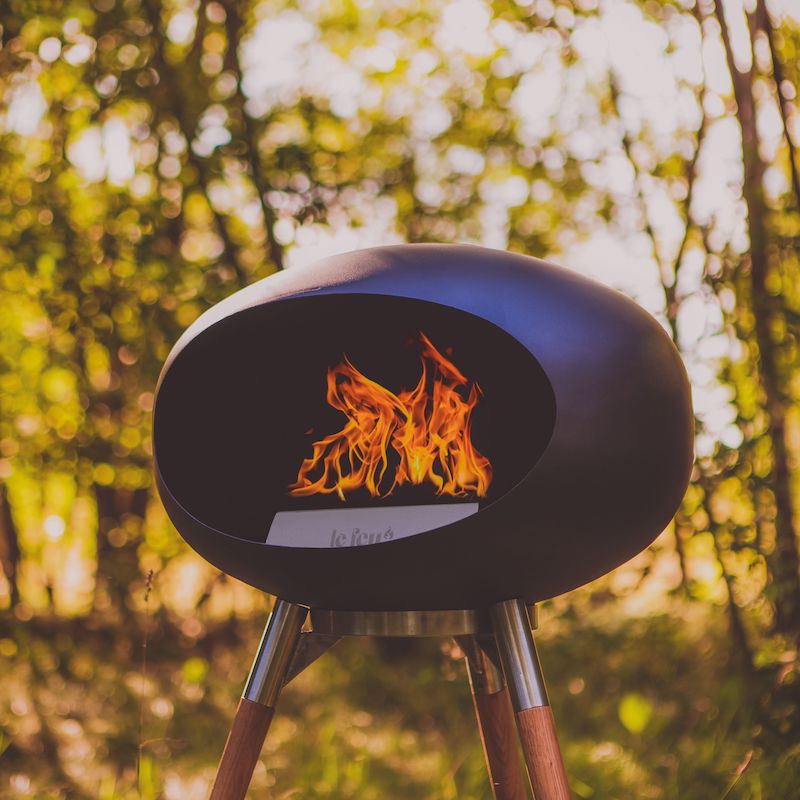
[1,0,800,797]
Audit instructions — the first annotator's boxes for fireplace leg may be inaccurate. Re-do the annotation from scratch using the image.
[491,599,572,800]
[210,599,307,800]
[461,635,528,800]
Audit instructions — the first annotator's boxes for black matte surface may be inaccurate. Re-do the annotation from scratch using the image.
[153,244,694,610]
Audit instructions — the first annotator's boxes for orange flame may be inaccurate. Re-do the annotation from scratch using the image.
[289,332,492,501]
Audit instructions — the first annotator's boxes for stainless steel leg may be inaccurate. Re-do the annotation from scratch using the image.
[243,600,308,706]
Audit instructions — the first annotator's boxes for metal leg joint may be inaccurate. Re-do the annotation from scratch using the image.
[458,634,506,695]
[243,600,307,707]
[490,599,549,712]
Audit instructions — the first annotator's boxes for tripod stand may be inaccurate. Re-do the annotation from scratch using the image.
[209,599,571,799]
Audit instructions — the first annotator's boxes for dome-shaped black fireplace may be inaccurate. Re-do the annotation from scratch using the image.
[153,243,693,611]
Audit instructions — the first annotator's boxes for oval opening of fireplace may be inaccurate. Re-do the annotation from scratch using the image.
[154,294,556,547]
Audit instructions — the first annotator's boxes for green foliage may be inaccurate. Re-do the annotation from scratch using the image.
[1,0,800,796]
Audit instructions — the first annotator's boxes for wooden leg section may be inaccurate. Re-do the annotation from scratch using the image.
[472,688,528,800]
[210,698,275,800]
[516,705,570,800]
[461,634,527,800]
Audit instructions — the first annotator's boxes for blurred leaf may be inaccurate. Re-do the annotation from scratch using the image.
[618,693,653,734]
[181,655,208,684]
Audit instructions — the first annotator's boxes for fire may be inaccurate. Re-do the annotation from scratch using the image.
[289,332,492,501]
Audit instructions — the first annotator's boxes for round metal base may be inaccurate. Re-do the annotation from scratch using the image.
[309,606,538,637]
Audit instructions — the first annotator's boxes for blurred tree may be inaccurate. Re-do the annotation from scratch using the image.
[1,0,799,796]
[711,0,800,639]
[0,482,20,606]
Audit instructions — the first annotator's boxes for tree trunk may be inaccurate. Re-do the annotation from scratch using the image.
[608,73,706,596]
[754,0,800,210]
[704,486,755,672]
[93,485,149,612]
[714,0,800,637]
[0,481,20,608]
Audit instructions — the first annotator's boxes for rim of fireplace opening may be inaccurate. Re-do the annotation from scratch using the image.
[154,293,557,545]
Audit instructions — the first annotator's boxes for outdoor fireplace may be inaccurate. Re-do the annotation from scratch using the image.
[153,243,693,611]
